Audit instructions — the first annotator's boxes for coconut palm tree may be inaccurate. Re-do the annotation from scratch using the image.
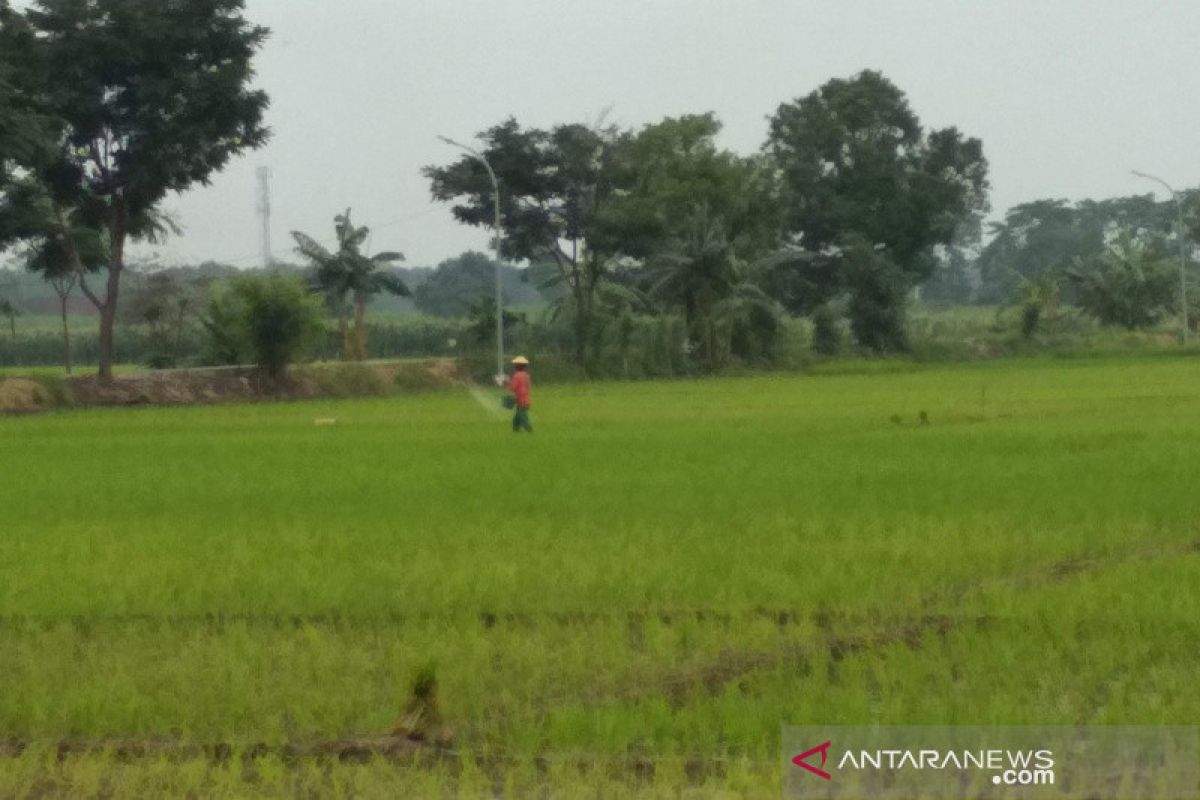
[292,209,408,360]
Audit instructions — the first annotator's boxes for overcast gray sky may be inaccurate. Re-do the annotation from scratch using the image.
[144,0,1200,268]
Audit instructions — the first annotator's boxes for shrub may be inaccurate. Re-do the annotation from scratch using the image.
[206,275,323,378]
[811,304,841,355]
[843,238,911,352]
[1068,234,1177,330]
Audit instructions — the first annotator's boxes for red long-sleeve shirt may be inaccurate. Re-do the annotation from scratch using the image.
[508,371,531,409]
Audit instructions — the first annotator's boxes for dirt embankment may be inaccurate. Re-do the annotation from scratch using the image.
[0,359,469,414]
[0,379,57,413]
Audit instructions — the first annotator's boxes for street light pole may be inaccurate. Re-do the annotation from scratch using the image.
[1132,170,1190,343]
[439,135,505,379]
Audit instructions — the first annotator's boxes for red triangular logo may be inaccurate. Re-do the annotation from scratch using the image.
[792,740,832,780]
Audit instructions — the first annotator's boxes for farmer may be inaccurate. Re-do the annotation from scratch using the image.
[507,356,533,433]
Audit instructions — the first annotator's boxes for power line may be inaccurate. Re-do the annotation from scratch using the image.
[169,204,452,267]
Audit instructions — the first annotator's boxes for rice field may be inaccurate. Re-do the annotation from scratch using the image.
[2,355,1199,796]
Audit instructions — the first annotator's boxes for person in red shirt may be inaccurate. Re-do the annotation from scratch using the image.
[506,356,533,433]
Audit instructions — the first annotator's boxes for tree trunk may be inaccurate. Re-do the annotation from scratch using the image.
[60,295,72,376]
[571,277,594,374]
[353,293,367,361]
[96,195,128,382]
[97,304,116,380]
[336,315,350,360]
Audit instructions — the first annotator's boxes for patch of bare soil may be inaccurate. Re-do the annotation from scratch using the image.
[68,369,295,407]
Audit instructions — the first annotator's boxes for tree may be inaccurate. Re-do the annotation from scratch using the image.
[766,70,988,348]
[467,298,525,348]
[292,209,408,361]
[2,0,269,380]
[125,270,200,368]
[841,236,912,352]
[208,274,322,378]
[646,204,780,369]
[24,222,106,373]
[1068,233,1177,330]
[6,175,108,373]
[921,213,984,305]
[0,3,55,211]
[978,194,1191,304]
[411,250,539,318]
[598,113,781,262]
[425,118,625,371]
[0,296,18,339]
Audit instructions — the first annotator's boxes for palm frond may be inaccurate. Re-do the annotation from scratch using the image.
[595,281,652,313]
[370,251,405,265]
[292,231,334,265]
[372,272,410,297]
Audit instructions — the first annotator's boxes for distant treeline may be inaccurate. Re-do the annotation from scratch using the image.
[0,251,544,319]
[4,46,1198,378]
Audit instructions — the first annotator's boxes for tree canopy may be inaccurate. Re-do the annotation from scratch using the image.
[1,0,270,378]
[765,70,989,348]
[425,118,626,368]
[411,250,540,318]
[976,194,1193,303]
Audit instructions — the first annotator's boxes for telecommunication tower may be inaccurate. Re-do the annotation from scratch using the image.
[256,166,273,267]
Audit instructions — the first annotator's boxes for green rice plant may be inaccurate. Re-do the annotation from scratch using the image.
[2,355,1200,792]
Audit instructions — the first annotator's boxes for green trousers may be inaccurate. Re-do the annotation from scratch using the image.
[512,406,533,433]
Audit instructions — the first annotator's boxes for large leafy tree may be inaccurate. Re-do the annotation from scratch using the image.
[1,0,270,380]
[602,115,784,368]
[766,70,988,349]
[292,209,408,361]
[599,113,781,261]
[0,2,49,188]
[425,119,625,371]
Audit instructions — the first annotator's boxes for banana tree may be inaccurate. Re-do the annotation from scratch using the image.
[292,209,408,360]
[646,204,779,369]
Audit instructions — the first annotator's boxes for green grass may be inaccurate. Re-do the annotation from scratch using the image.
[0,363,141,378]
[2,355,1200,795]
[1,313,97,335]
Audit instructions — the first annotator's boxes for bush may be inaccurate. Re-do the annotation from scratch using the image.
[206,275,324,378]
[1068,235,1177,330]
[1020,304,1041,339]
[843,239,911,352]
[729,303,783,365]
[811,304,841,355]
